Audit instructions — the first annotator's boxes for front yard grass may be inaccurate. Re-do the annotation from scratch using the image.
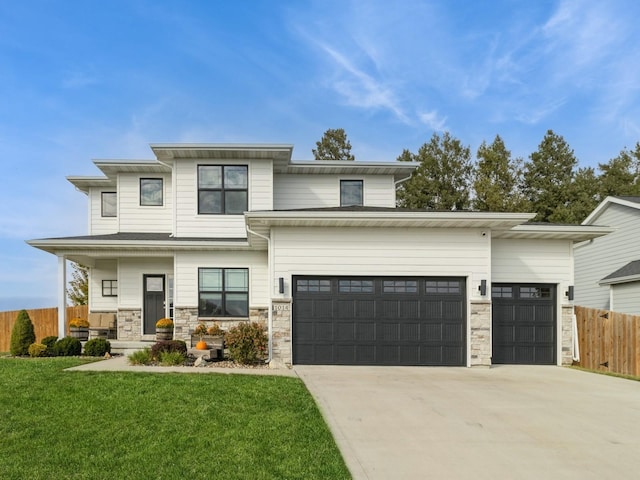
[0,358,350,479]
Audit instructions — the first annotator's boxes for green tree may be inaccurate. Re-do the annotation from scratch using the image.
[397,132,474,210]
[522,130,578,222]
[473,135,527,212]
[10,309,36,356]
[597,143,640,198]
[549,167,599,223]
[312,128,355,161]
[67,262,88,306]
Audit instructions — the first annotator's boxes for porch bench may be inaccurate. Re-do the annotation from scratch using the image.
[88,313,117,340]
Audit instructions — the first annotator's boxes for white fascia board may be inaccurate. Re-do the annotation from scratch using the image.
[505,224,614,241]
[599,274,640,286]
[26,238,251,254]
[582,196,640,225]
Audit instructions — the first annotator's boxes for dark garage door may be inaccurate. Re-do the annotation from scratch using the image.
[292,276,466,366]
[492,283,556,364]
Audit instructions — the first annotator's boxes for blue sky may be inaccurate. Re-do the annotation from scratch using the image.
[1,0,640,310]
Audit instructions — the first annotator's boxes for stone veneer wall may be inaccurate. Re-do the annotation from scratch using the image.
[117,309,141,341]
[561,305,574,366]
[470,301,491,367]
[271,299,292,368]
[173,307,269,343]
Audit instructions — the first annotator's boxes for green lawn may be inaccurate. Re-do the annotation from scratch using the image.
[0,358,350,480]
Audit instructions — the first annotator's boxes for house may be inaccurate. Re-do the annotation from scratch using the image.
[574,196,640,315]
[28,143,611,367]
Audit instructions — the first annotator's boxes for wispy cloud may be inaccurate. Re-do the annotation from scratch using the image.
[61,70,98,89]
[418,110,447,132]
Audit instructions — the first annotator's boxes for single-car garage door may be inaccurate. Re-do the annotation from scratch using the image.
[292,276,466,366]
[492,283,556,364]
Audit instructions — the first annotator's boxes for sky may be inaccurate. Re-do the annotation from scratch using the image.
[1,0,640,310]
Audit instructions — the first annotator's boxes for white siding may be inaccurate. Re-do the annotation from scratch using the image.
[118,257,174,309]
[118,173,172,233]
[273,174,396,209]
[174,159,272,238]
[574,203,640,309]
[89,259,117,311]
[610,282,640,315]
[272,226,490,298]
[89,188,118,235]
[174,251,268,308]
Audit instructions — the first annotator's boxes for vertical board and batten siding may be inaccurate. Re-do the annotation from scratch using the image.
[88,188,118,235]
[174,251,268,308]
[574,203,640,310]
[273,174,396,209]
[174,158,272,238]
[610,282,640,315]
[272,227,490,298]
[118,257,174,309]
[89,259,118,311]
[118,173,172,232]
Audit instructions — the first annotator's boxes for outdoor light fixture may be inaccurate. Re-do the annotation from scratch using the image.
[566,285,574,301]
[278,277,284,294]
[479,279,487,296]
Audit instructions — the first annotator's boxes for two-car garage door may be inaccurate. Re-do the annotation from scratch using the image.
[292,276,466,366]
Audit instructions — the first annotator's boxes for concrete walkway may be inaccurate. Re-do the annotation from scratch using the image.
[294,365,640,480]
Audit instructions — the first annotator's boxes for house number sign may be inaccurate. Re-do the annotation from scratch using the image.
[273,304,290,312]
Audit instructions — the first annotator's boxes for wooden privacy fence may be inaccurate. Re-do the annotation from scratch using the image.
[575,306,640,377]
[0,305,88,353]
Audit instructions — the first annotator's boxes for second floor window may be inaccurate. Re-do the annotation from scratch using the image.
[340,180,363,207]
[140,178,163,206]
[198,165,248,214]
[101,192,117,217]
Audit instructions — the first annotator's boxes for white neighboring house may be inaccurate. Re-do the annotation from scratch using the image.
[28,144,611,367]
[574,196,640,315]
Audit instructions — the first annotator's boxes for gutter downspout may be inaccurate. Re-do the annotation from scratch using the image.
[246,225,273,364]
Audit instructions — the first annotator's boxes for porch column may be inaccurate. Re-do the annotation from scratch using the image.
[57,255,67,337]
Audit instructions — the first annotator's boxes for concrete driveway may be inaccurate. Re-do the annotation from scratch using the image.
[295,365,640,480]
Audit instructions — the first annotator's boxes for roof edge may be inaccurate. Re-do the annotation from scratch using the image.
[582,196,640,225]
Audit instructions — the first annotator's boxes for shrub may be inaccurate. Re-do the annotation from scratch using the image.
[158,351,186,366]
[128,348,153,365]
[150,340,187,360]
[54,336,82,357]
[156,318,174,328]
[193,323,207,338]
[10,310,36,356]
[225,322,268,365]
[28,343,48,358]
[207,323,224,336]
[41,336,58,357]
[84,338,111,357]
[69,317,90,328]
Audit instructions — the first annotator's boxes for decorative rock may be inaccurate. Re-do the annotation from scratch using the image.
[194,356,206,367]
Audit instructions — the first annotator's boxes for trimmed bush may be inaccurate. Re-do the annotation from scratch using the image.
[84,338,111,357]
[10,310,36,356]
[158,351,186,366]
[41,336,58,357]
[128,348,153,365]
[150,340,187,360]
[225,322,268,365]
[53,336,82,357]
[28,343,48,358]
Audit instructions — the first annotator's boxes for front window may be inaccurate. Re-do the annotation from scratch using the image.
[102,280,117,297]
[199,268,249,317]
[101,192,117,217]
[198,165,248,214]
[140,178,163,206]
[340,180,363,207]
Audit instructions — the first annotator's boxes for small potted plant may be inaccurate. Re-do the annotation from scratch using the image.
[69,317,90,341]
[193,323,208,350]
[156,318,174,341]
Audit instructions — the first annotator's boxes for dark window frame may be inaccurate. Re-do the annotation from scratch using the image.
[340,179,363,207]
[198,165,248,215]
[102,280,118,297]
[198,267,249,317]
[140,178,163,206]
[296,278,332,293]
[101,192,117,217]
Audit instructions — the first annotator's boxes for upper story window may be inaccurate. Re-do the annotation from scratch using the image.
[140,178,163,206]
[198,165,248,214]
[101,192,117,217]
[340,180,363,207]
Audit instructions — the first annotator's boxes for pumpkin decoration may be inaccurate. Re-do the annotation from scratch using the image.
[194,323,208,350]
[196,340,208,350]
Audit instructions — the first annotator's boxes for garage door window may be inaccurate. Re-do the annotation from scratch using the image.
[425,280,461,294]
[519,286,551,298]
[339,280,374,293]
[383,280,418,293]
[492,286,513,298]
[296,279,331,293]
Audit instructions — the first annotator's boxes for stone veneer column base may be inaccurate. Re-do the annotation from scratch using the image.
[117,309,142,341]
[561,305,574,366]
[270,299,292,368]
[470,301,491,367]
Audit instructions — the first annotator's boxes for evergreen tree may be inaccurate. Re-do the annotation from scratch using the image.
[397,132,474,210]
[312,128,355,161]
[549,167,599,223]
[598,143,640,198]
[10,309,36,356]
[67,263,89,306]
[522,130,578,222]
[473,135,527,212]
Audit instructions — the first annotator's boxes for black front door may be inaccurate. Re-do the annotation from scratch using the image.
[143,275,165,334]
